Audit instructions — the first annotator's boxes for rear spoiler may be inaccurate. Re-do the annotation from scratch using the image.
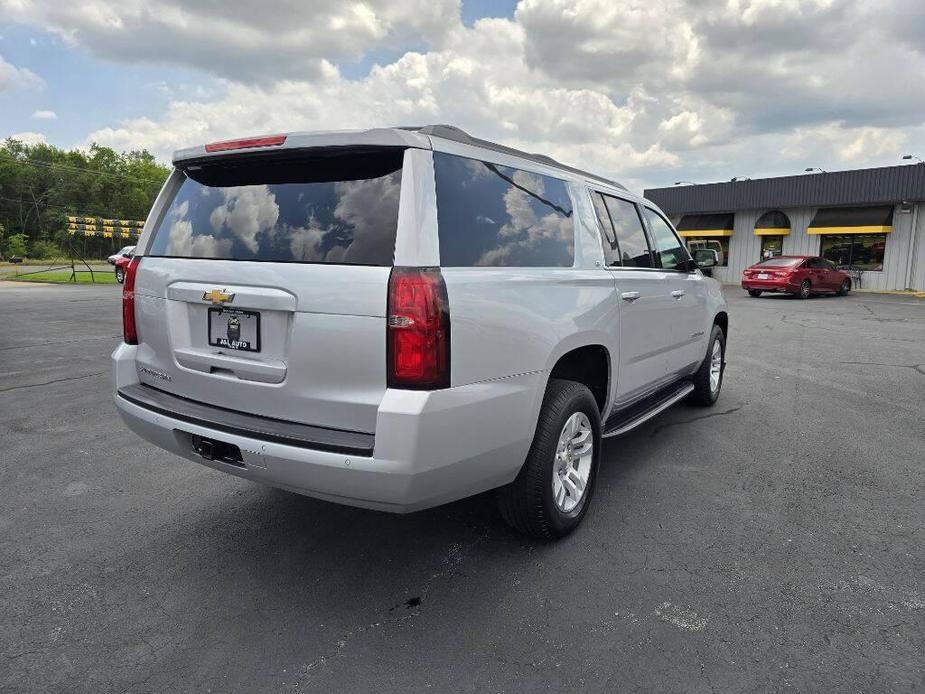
[172,128,432,166]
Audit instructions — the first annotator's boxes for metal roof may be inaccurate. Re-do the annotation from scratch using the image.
[401,125,627,191]
[644,164,925,215]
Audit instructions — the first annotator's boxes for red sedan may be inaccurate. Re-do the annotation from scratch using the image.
[741,255,852,299]
[113,252,134,283]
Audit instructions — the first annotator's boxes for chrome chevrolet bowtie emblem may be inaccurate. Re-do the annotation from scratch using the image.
[203,288,235,305]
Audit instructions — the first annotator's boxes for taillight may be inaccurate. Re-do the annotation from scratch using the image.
[387,267,450,389]
[122,257,141,345]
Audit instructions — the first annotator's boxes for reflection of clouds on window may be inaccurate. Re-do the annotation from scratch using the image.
[461,157,492,185]
[165,217,232,257]
[148,159,402,266]
[329,171,401,264]
[164,196,231,257]
[283,170,401,263]
[433,155,574,268]
[209,185,280,253]
[287,212,327,262]
[477,168,573,266]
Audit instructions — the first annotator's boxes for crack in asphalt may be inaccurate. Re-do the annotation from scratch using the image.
[648,406,744,438]
[0,371,107,393]
[291,529,491,690]
[839,361,925,377]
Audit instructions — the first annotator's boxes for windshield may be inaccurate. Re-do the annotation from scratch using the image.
[147,148,404,266]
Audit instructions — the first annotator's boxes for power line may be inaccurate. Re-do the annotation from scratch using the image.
[0,196,136,221]
[0,153,166,185]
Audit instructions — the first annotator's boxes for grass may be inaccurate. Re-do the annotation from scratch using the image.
[6,269,119,284]
[0,257,108,266]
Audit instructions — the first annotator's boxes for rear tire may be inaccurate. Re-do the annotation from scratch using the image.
[837,279,851,296]
[798,280,811,299]
[747,289,762,297]
[115,267,125,284]
[686,324,725,407]
[497,379,601,540]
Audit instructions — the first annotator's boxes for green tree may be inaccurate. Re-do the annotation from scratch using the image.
[7,233,28,258]
[0,137,170,259]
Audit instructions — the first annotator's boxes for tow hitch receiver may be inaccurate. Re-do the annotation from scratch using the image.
[191,434,244,467]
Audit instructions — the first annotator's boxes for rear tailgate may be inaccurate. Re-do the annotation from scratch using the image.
[131,146,406,434]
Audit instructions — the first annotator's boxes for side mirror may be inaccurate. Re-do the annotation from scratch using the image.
[122,252,133,258]
[692,248,718,268]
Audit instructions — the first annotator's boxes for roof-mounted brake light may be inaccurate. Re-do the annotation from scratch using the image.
[204,135,287,153]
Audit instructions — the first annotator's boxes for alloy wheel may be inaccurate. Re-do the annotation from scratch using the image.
[552,412,593,514]
[709,339,723,394]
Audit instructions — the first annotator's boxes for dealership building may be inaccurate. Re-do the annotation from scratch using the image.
[644,164,925,291]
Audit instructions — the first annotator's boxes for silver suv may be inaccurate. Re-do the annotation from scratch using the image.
[113,125,727,539]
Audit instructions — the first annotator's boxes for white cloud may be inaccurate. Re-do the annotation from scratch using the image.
[7,0,920,190]
[0,0,460,82]
[8,131,47,145]
[32,109,56,120]
[0,54,43,93]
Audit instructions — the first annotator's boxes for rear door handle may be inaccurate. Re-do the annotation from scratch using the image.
[671,290,685,298]
[621,291,641,302]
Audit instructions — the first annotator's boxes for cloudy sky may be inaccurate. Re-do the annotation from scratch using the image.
[1,0,924,191]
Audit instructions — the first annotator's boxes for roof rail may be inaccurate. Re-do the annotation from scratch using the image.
[399,124,626,191]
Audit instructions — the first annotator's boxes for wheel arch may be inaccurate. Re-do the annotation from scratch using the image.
[544,342,612,417]
[713,311,728,340]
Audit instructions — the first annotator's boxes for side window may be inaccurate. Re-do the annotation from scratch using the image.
[643,207,689,271]
[433,152,574,267]
[601,194,652,268]
[591,192,619,266]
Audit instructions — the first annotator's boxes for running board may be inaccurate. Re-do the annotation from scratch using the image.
[602,380,695,438]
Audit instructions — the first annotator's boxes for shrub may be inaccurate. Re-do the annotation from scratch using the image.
[30,240,63,259]
[6,233,28,258]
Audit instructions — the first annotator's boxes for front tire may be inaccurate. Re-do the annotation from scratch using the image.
[747,289,762,297]
[686,324,725,407]
[115,267,125,284]
[798,280,811,299]
[497,379,601,539]
[837,279,851,296]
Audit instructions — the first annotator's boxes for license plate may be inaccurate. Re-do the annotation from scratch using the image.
[208,308,260,352]
[757,273,769,279]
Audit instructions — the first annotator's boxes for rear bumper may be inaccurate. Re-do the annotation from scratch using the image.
[112,343,541,513]
[741,278,799,293]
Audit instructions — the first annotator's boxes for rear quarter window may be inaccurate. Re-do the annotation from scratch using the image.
[433,152,574,267]
[147,149,404,266]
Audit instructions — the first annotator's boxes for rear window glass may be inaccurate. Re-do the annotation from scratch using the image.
[756,257,801,267]
[434,152,574,267]
[147,149,404,265]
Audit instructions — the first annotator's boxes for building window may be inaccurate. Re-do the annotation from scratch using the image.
[686,237,729,267]
[819,234,887,271]
[760,235,784,260]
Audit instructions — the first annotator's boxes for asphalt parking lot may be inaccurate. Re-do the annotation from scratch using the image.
[2,282,923,693]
